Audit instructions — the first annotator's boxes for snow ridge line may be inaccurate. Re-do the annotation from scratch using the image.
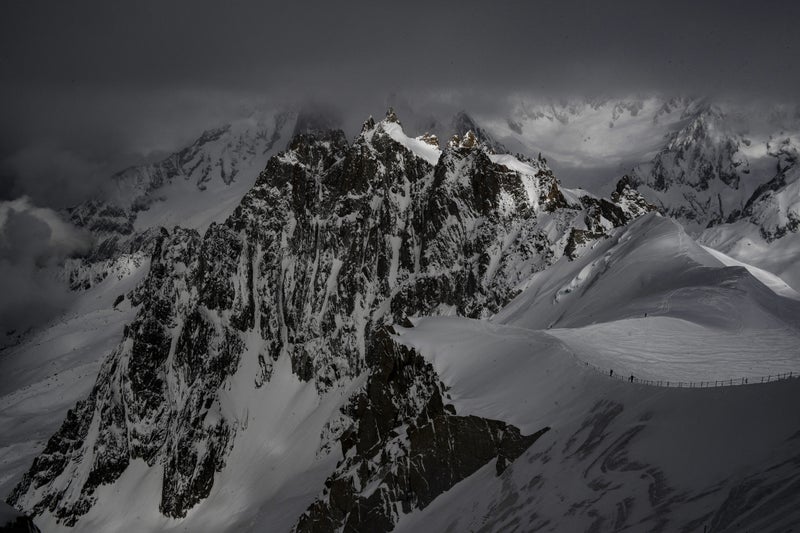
[581,359,798,388]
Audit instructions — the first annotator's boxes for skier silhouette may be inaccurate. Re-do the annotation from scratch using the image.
[629,374,634,383]
[610,369,613,377]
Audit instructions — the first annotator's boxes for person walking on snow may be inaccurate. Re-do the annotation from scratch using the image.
[629,374,634,383]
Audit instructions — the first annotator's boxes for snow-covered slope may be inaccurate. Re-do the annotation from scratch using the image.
[493,213,800,382]
[102,110,297,234]
[699,220,800,291]
[479,98,800,292]
[607,102,800,290]
[394,317,800,532]
[294,210,800,530]
[696,135,800,289]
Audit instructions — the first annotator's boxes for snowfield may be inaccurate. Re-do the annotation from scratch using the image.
[394,317,800,532]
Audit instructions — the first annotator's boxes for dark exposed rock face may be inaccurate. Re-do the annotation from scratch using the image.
[736,137,800,241]
[294,328,549,532]
[627,104,797,243]
[0,501,40,533]
[451,111,508,154]
[10,112,647,526]
[9,227,215,523]
[628,105,749,228]
[564,177,656,259]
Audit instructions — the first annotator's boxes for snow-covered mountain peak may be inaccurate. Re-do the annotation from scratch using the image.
[451,111,507,154]
[8,96,800,532]
[6,106,664,529]
[360,114,376,133]
[667,105,726,150]
[647,104,746,192]
[384,106,401,124]
[356,110,443,167]
[446,130,479,151]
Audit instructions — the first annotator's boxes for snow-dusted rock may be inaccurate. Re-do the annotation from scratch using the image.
[9,110,652,527]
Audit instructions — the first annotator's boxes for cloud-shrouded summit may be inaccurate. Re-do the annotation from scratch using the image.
[2,0,800,209]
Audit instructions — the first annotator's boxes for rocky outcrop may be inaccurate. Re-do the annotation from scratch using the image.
[9,227,210,524]
[736,137,800,241]
[294,328,549,532]
[564,177,657,259]
[451,111,507,154]
[630,105,749,229]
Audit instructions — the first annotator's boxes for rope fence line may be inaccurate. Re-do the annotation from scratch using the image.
[581,359,798,388]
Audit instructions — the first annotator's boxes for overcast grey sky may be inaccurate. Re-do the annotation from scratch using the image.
[1,0,799,206]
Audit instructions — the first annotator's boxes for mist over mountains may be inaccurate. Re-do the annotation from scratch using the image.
[3,94,800,348]
[2,2,800,532]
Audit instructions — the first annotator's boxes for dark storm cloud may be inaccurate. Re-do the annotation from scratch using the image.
[1,0,799,207]
[5,1,798,96]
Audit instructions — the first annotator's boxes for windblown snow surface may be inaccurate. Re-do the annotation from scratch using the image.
[393,215,800,531]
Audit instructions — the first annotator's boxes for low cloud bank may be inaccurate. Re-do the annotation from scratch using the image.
[0,197,91,347]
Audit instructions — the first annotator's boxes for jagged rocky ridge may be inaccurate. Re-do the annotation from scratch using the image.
[631,103,800,241]
[295,327,549,532]
[631,105,749,228]
[9,110,653,526]
[62,110,298,291]
[451,111,508,154]
[738,136,800,240]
